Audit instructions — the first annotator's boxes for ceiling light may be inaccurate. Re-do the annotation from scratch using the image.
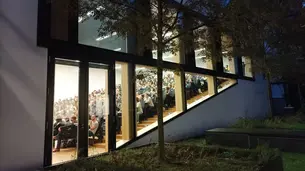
[195,48,205,52]
[195,55,206,59]
[96,32,117,41]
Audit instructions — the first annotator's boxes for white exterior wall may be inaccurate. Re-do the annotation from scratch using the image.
[0,0,48,170]
[129,75,270,147]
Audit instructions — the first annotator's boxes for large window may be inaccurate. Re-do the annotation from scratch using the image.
[162,70,183,122]
[185,73,215,108]
[115,62,132,147]
[135,65,158,136]
[88,63,109,156]
[52,60,79,164]
[78,17,127,52]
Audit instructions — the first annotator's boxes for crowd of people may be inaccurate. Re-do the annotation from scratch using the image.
[52,69,230,151]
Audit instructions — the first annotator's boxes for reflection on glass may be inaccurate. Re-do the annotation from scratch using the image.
[78,17,127,52]
[88,63,108,156]
[185,73,214,109]
[242,56,253,77]
[217,77,237,93]
[135,65,158,136]
[52,61,79,165]
[152,38,180,63]
[195,49,213,70]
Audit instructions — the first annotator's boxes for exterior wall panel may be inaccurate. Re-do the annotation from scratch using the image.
[0,0,48,170]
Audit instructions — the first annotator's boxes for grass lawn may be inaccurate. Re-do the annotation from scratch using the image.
[283,152,305,171]
[231,114,305,130]
[182,138,305,171]
[46,142,281,171]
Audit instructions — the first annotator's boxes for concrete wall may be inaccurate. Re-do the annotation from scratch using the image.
[129,75,270,147]
[0,0,48,170]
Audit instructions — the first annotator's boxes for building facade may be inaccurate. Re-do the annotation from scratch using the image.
[0,0,269,170]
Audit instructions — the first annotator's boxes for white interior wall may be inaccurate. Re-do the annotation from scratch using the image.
[0,0,48,170]
[128,74,270,147]
[54,64,122,101]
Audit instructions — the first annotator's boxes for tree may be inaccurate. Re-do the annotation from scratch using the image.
[193,0,305,116]
[78,0,213,160]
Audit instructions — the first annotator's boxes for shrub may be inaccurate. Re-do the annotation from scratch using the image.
[232,115,305,130]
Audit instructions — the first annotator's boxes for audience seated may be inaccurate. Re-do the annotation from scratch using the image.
[52,68,231,150]
[53,116,77,152]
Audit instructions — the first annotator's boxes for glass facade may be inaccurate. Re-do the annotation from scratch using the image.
[46,2,248,166]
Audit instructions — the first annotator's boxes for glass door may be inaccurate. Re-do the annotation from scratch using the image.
[48,58,116,166]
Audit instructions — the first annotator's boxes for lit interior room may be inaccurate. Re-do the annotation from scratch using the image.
[222,51,236,74]
[135,65,158,136]
[185,72,215,109]
[217,77,237,93]
[115,62,132,148]
[52,60,110,164]
[135,65,185,136]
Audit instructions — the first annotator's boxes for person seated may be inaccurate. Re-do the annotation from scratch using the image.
[144,93,154,118]
[89,115,99,137]
[53,116,77,152]
[53,115,65,137]
[136,97,143,123]
[64,116,70,123]
[190,79,198,96]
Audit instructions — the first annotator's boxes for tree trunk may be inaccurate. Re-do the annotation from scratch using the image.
[266,72,274,117]
[157,0,165,161]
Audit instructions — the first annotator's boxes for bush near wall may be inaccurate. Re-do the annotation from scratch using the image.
[44,143,283,171]
[231,114,305,130]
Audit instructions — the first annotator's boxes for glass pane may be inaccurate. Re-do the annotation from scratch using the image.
[115,62,131,147]
[216,77,237,93]
[135,65,158,136]
[78,16,127,52]
[185,73,215,109]
[222,52,236,74]
[52,60,79,164]
[88,63,108,156]
[152,38,180,63]
[162,70,183,121]
[242,56,253,77]
[195,49,213,70]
